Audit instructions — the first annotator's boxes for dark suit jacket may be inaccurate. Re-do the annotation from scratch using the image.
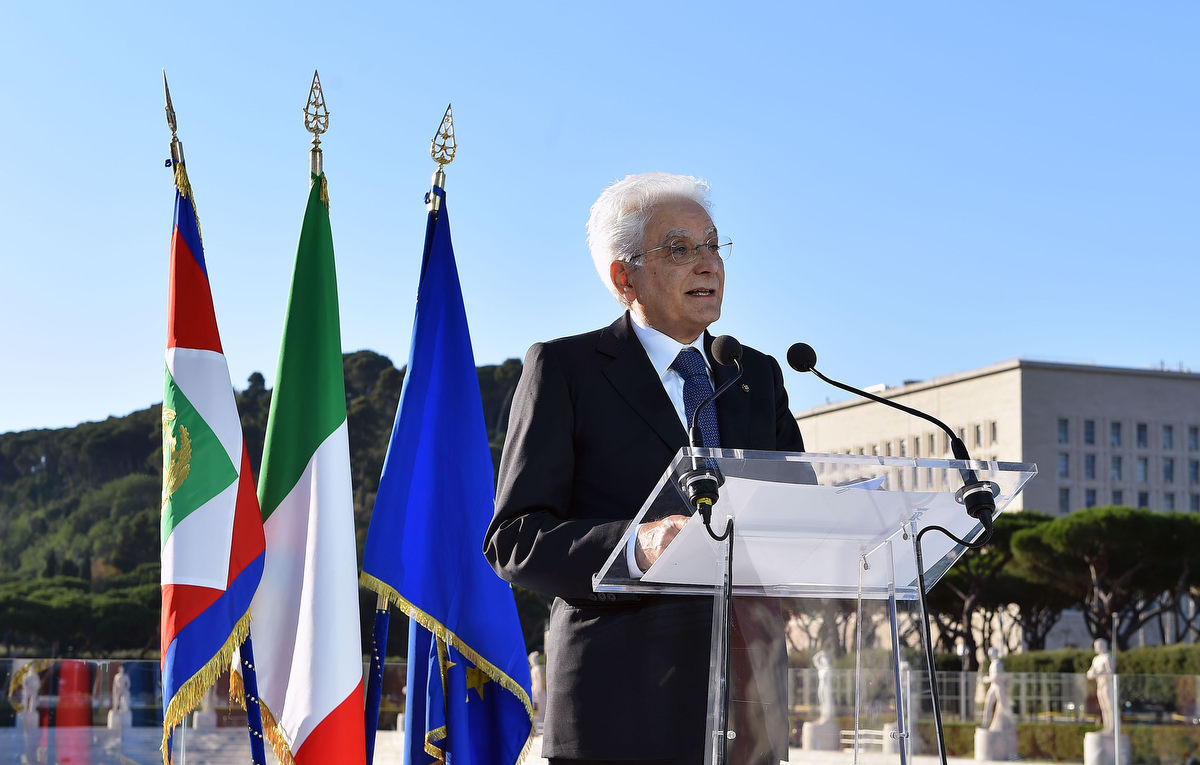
[484,313,805,760]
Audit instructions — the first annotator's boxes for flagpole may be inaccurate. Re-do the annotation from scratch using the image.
[162,71,267,765]
[361,103,457,764]
[238,634,270,765]
[364,592,390,765]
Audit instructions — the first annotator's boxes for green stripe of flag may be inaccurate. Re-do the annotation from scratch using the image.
[161,370,239,546]
[257,175,348,520]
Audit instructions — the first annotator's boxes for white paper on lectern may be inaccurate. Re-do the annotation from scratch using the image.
[642,476,961,595]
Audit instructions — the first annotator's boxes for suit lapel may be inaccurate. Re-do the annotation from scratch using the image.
[705,331,751,448]
[599,314,689,451]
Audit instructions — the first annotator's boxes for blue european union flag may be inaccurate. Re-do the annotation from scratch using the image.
[362,186,533,764]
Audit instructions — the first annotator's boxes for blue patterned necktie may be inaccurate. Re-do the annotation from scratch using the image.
[671,347,721,448]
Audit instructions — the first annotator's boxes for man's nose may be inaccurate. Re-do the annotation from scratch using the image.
[692,247,721,272]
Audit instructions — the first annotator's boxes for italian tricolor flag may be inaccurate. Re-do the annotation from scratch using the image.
[240,173,366,764]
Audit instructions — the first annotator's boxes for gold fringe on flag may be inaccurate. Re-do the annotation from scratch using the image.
[160,610,252,765]
[229,659,296,765]
[360,572,537,764]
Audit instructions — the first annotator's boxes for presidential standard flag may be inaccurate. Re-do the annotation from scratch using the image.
[160,159,265,764]
[238,172,366,765]
[362,185,534,764]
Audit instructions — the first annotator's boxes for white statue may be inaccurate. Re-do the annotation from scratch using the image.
[1086,638,1116,732]
[981,647,1015,732]
[113,666,130,711]
[529,651,546,726]
[802,650,839,751]
[193,683,218,728]
[107,664,132,730]
[18,665,40,725]
[814,650,835,723]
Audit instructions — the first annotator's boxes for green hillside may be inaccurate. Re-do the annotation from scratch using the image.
[0,350,537,657]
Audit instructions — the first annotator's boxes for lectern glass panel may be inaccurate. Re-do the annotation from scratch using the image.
[592,450,1036,764]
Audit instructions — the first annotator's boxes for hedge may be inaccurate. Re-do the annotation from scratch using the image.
[1003,644,1200,675]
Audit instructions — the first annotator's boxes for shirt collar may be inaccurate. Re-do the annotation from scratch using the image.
[628,312,708,381]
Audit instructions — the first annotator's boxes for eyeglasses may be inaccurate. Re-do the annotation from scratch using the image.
[629,236,733,266]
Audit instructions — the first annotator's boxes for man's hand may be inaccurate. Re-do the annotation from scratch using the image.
[634,514,690,571]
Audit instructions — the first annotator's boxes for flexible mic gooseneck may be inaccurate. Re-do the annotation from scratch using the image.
[786,343,997,525]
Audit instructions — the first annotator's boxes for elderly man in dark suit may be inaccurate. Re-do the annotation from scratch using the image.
[484,172,805,764]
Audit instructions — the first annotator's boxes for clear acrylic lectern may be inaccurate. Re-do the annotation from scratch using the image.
[594,450,1036,765]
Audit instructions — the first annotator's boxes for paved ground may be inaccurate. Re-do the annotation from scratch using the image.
[0,727,993,764]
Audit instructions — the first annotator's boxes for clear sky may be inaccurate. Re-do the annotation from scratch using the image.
[2,2,1197,435]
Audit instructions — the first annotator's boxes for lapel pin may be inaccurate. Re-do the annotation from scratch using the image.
[741,384,750,393]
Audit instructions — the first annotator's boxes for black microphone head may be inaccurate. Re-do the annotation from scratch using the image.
[787,343,818,373]
[711,335,743,366]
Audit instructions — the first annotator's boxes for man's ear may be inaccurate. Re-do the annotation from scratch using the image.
[610,260,636,301]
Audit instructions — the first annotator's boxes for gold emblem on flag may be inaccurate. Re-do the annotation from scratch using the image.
[161,408,192,508]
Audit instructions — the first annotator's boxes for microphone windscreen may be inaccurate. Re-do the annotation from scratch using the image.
[711,335,743,366]
[787,343,818,373]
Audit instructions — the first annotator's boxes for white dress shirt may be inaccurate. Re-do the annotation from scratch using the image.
[625,313,714,575]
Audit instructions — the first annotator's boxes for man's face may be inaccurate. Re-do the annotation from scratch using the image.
[612,198,724,343]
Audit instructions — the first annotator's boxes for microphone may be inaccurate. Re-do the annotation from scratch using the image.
[680,335,743,531]
[786,343,997,524]
[687,335,744,446]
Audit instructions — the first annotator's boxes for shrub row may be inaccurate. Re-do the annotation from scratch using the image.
[1003,644,1200,675]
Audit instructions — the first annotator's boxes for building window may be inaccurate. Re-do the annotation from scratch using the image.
[1190,459,1199,485]
[1058,419,1069,444]
[1189,426,1199,451]
[1058,453,1070,478]
[991,421,999,443]
[1165,458,1175,484]
[899,440,907,458]
[1085,489,1097,508]
[1163,425,1175,450]
[929,434,937,454]
[1138,491,1150,508]
[1084,420,1095,445]
[1111,455,1123,482]
[1111,422,1122,447]
[1112,489,1124,505]
[974,424,983,447]
[943,432,951,453]
[871,445,879,456]
[1059,488,1071,514]
[1137,457,1149,483]
[1191,494,1200,512]
[1137,423,1148,448]
[1165,492,1176,511]
[1085,454,1096,480]
[885,441,892,457]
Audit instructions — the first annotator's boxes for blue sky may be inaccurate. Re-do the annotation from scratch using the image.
[2,2,1197,434]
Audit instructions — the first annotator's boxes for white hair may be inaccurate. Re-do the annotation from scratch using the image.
[586,172,712,306]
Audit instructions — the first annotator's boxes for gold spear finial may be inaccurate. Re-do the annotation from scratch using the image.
[428,104,455,212]
[162,70,193,202]
[163,70,184,167]
[304,70,330,176]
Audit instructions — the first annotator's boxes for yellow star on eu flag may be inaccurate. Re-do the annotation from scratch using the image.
[465,664,491,701]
